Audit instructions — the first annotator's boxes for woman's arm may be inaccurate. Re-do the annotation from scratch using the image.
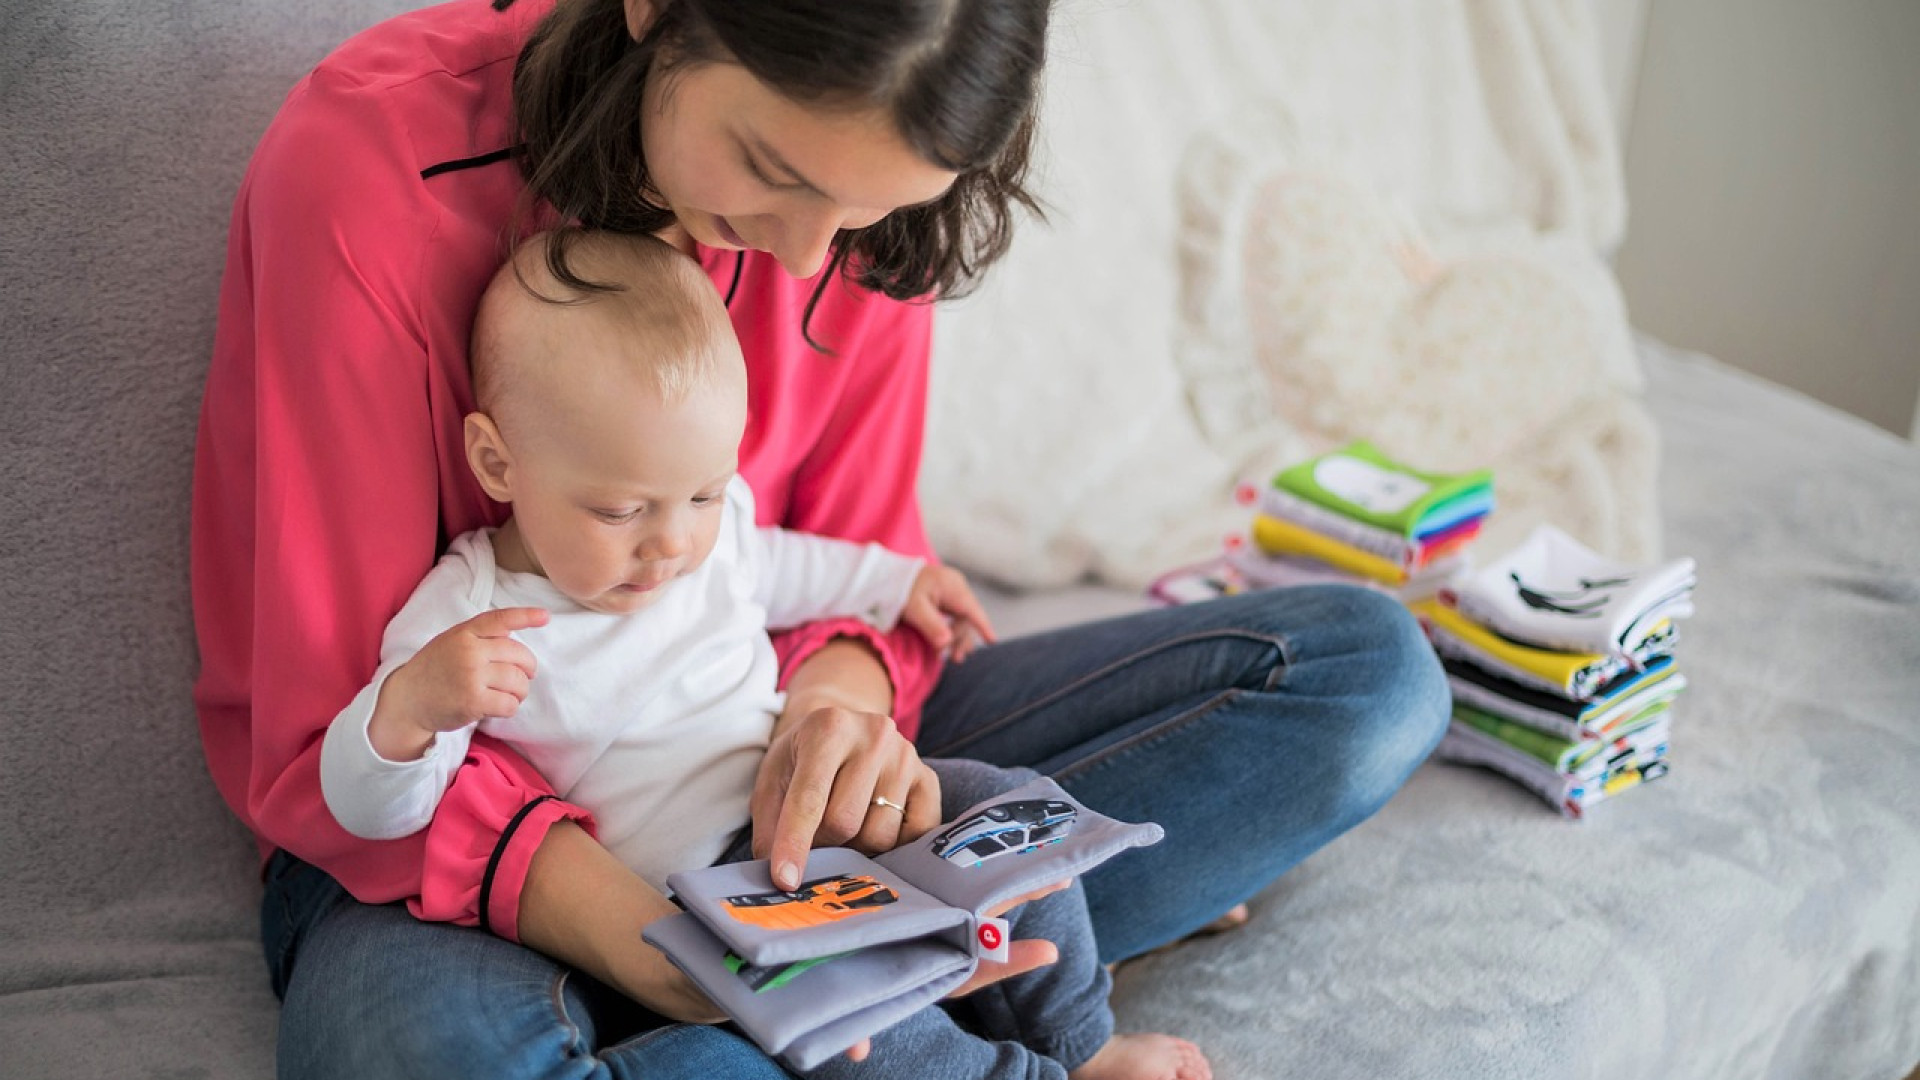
[517,820,724,1022]
[193,64,591,942]
[749,638,945,888]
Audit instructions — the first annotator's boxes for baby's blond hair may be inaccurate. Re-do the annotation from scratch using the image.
[470,230,736,426]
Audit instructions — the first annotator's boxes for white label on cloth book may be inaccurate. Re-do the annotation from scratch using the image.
[974,917,1011,962]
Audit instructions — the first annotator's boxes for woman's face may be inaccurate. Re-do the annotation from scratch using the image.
[639,59,959,279]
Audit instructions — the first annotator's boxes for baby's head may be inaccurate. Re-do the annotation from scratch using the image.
[465,230,746,614]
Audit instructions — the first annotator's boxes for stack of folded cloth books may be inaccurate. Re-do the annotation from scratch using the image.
[1149,440,1495,605]
[1413,524,1697,819]
[1232,440,1494,599]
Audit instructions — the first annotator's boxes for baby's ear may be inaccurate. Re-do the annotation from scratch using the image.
[621,0,661,43]
[463,411,515,503]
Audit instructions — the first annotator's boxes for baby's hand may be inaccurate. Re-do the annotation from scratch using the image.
[899,565,996,662]
[371,607,548,759]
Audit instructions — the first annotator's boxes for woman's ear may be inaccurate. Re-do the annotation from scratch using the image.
[464,412,516,503]
[623,0,660,43]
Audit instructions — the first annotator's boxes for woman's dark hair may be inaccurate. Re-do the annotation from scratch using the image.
[506,0,1049,344]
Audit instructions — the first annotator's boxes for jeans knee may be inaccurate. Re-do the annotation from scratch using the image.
[1286,585,1450,818]
[1352,610,1449,811]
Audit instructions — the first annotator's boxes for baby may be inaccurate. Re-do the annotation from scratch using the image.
[319,230,1208,1080]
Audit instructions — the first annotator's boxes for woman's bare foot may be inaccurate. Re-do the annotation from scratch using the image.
[1193,903,1249,937]
[1106,904,1254,975]
[1070,1033,1212,1080]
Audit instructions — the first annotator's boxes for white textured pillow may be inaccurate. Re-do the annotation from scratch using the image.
[1176,107,1660,563]
[921,1,1647,589]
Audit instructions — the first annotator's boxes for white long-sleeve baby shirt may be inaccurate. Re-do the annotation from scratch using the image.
[320,477,925,891]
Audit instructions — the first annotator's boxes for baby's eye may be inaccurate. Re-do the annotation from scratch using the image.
[691,492,723,508]
[593,507,641,523]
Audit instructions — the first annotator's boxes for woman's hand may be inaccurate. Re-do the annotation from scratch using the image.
[947,879,1070,996]
[750,641,940,890]
[835,879,1073,1062]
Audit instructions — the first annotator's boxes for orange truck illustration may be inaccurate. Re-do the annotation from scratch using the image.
[722,873,900,931]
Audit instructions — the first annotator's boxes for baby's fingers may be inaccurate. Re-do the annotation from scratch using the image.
[491,637,541,681]
[938,593,994,663]
[466,606,549,638]
[477,688,527,720]
[946,623,977,663]
[938,578,995,643]
[487,659,533,704]
[901,592,954,651]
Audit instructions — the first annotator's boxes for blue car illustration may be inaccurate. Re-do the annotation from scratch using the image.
[929,799,1077,867]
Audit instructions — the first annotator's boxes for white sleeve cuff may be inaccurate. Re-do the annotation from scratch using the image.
[871,551,927,630]
[319,667,472,841]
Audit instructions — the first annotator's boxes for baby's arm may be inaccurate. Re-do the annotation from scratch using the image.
[753,526,995,660]
[319,552,546,840]
[366,606,547,761]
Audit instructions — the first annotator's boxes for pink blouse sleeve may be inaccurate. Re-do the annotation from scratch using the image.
[766,291,945,739]
[192,69,589,942]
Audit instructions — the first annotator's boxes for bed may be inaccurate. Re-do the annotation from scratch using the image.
[2,0,1915,1077]
[982,336,1920,1079]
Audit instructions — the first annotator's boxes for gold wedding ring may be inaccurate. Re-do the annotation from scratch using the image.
[871,795,907,815]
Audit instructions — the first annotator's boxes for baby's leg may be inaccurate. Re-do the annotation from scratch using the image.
[959,871,1113,1069]
[965,873,1207,1080]
[801,1003,1067,1080]
[928,759,1211,1080]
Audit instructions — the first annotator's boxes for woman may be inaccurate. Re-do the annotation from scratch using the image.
[192,0,1449,1075]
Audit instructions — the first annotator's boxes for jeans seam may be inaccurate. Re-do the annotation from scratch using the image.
[922,628,1288,758]
[547,970,586,1060]
[1270,628,1297,690]
[608,1021,706,1056]
[1052,689,1242,784]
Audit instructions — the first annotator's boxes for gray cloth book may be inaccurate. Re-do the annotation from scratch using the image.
[643,776,1163,1069]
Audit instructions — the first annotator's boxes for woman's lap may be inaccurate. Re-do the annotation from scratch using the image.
[916,584,1450,964]
[264,585,1447,1072]
[264,851,789,1080]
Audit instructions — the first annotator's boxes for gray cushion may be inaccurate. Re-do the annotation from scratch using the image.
[1,2,418,1075]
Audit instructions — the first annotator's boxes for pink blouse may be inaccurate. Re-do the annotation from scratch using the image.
[192,0,942,942]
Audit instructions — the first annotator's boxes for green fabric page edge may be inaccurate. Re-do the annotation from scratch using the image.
[1275,440,1494,536]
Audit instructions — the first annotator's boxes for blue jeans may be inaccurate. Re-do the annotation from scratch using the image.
[263,848,791,1080]
[266,584,1446,1075]
[916,584,1450,963]
[267,760,1113,1080]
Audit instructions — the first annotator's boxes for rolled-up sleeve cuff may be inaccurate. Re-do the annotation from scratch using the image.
[411,743,596,944]
[770,617,942,740]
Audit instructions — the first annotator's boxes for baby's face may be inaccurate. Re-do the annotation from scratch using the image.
[502,370,745,616]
